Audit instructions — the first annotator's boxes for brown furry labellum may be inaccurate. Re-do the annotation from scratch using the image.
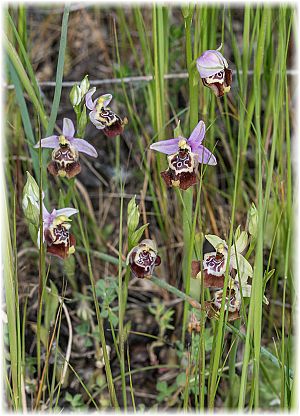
[202,68,232,98]
[191,249,229,288]
[161,148,198,191]
[97,108,128,137]
[128,239,161,279]
[48,142,81,179]
[205,287,240,321]
[44,216,76,259]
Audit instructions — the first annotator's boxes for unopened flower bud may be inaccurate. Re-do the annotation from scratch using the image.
[22,172,40,225]
[79,75,90,97]
[247,203,258,238]
[127,196,140,235]
[70,84,82,107]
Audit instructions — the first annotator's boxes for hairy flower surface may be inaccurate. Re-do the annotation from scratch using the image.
[191,231,253,291]
[34,118,97,178]
[40,201,78,259]
[206,287,241,321]
[205,233,253,280]
[85,88,127,137]
[191,244,228,288]
[127,239,161,279]
[150,121,216,190]
[196,47,232,97]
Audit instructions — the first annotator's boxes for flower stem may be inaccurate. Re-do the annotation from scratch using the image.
[74,200,119,409]
[181,4,199,346]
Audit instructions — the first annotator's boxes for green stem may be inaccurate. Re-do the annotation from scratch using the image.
[74,203,119,409]
[181,4,199,346]
[118,182,127,410]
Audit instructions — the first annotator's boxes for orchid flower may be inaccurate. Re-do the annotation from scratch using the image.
[85,88,127,137]
[196,46,232,97]
[40,200,78,259]
[204,232,253,281]
[207,286,241,322]
[150,121,217,190]
[202,231,268,302]
[127,239,161,279]
[191,230,252,288]
[34,118,97,179]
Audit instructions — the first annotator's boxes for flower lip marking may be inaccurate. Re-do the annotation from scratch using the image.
[161,149,199,190]
[86,89,127,137]
[205,71,225,84]
[151,120,217,190]
[168,147,196,174]
[204,252,226,277]
[150,120,217,166]
[196,47,232,97]
[127,239,161,279]
[213,288,241,313]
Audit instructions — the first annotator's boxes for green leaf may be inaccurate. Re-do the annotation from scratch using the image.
[127,196,140,236]
[63,255,77,291]
[75,321,90,336]
[100,309,109,319]
[156,380,168,392]
[44,281,59,332]
[6,11,44,106]
[77,106,88,138]
[5,35,48,130]
[174,120,183,137]
[176,372,186,387]
[46,5,70,137]
[129,223,149,248]
[8,63,40,178]
[108,311,119,328]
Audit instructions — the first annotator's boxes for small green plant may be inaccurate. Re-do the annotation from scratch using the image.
[95,277,119,327]
[64,392,88,411]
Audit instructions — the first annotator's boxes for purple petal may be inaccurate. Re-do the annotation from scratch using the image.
[63,118,75,138]
[72,138,98,157]
[196,50,228,78]
[99,93,112,108]
[34,135,59,149]
[55,208,78,218]
[194,144,217,165]
[42,201,50,220]
[85,87,97,110]
[89,110,105,129]
[188,120,206,148]
[150,138,181,155]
